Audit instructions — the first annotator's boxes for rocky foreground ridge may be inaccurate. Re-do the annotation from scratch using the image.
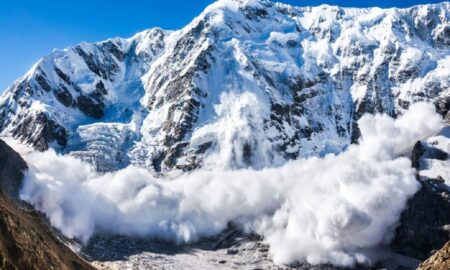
[417,241,450,270]
[0,139,95,270]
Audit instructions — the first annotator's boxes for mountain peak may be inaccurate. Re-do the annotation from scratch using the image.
[0,2,448,172]
[200,0,273,22]
[206,0,271,10]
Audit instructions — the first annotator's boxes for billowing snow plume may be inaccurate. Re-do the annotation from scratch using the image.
[10,101,442,267]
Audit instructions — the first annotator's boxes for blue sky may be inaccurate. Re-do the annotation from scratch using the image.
[0,0,444,93]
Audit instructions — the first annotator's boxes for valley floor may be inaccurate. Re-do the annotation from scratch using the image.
[83,230,421,270]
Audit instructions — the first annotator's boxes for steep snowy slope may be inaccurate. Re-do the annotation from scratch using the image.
[0,0,449,172]
[0,28,167,171]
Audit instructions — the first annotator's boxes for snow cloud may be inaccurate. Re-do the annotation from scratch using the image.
[9,101,443,267]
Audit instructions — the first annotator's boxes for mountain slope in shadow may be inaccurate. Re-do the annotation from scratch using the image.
[0,139,95,270]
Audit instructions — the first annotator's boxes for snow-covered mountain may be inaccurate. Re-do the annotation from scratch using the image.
[0,0,449,172]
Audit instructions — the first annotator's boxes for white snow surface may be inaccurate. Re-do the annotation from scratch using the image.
[419,126,450,187]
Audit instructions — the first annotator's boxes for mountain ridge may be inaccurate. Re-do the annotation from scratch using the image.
[0,0,449,173]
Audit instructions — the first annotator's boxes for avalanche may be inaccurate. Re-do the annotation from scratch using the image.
[0,0,449,267]
[8,102,442,267]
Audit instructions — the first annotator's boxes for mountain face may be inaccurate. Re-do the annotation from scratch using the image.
[0,0,449,172]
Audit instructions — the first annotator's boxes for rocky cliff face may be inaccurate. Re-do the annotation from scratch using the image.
[0,0,448,172]
[417,241,450,270]
[390,126,450,268]
[0,139,28,205]
[391,178,450,261]
[0,139,96,270]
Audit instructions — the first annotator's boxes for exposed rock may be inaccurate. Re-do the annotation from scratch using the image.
[411,141,426,170]
[0,140,27,205]
[391,179,450,260]
[54,85,74,107]
[86,225,420,270]
[11,112,67,151]
[417,241,450,270]
[35,70,51,92]
[76,95,105,119]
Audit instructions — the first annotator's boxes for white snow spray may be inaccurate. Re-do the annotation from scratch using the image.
[9,100,443,267]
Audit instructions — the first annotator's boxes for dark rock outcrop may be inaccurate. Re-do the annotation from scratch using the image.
[11,112,67,151]
[0,140,27,205]
[417,241,450,270]
[391,179,450,260]
[392,137,450,262]
[411,141,426,170]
